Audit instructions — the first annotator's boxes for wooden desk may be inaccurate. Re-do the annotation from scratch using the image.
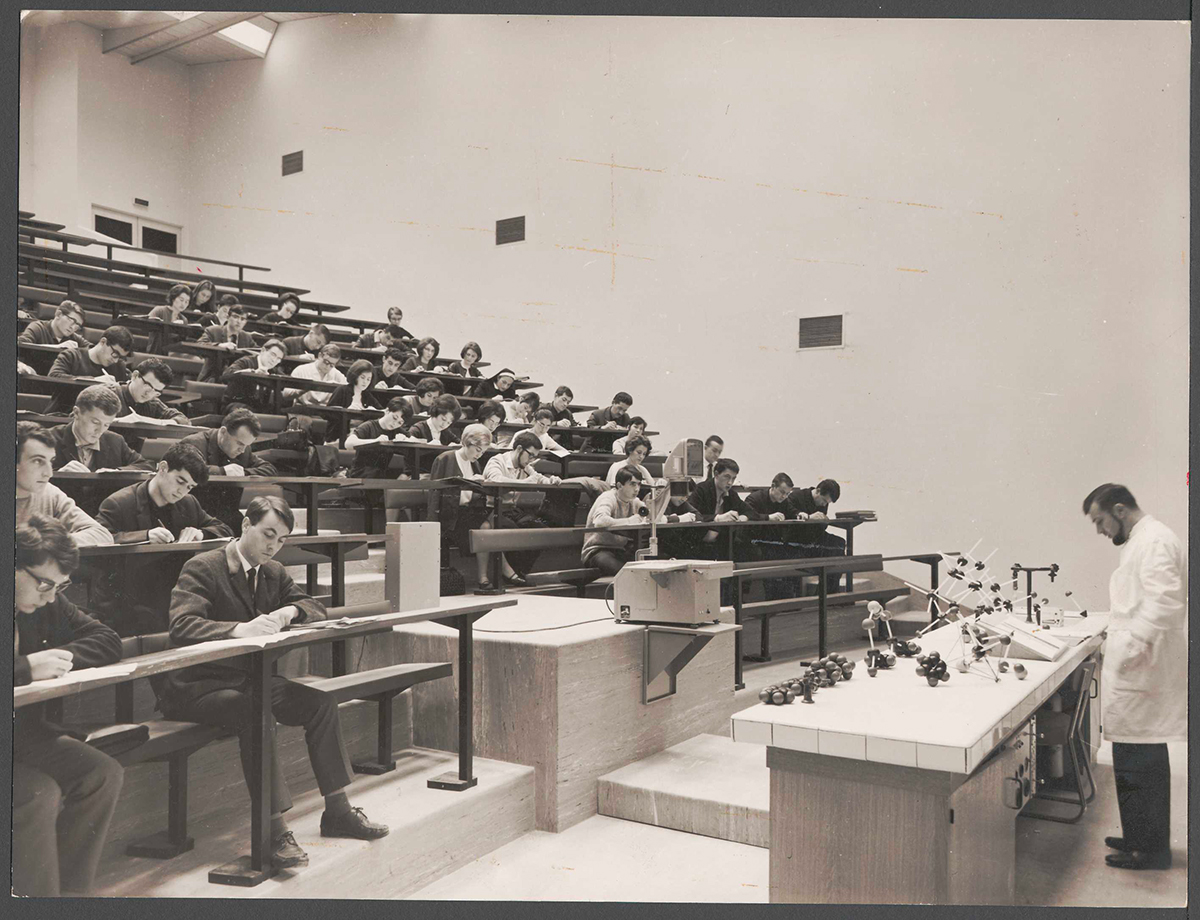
[221,369,346,414]
[731,614,1108,904]
[77,532,382,608]
[18,372,187,407]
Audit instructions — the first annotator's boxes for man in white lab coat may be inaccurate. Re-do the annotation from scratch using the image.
[1083,483,1186,870]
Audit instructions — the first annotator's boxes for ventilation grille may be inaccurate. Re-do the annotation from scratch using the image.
[282,150,303,177]
[797,314,844,349]
[496,216,525,245]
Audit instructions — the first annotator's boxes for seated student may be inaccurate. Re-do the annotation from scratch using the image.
[145,283,193,355]
[515,408,569,456]
[408,394,462,445]
[503,391,541,426]
[605,436,654,485]
[112,358,188,424]
[785,478,846,592]
[688,459,762,584]
[429,424,508,591]
[96,442,233,635]
[282,323,329,360]
[50,385,151,475]
[482,431,565,584]
[260,291,302,325]
[745,473,797,599]
[355,324,405,351]
[702,435,724,482]
[13,515,124,897]
[179,408,278,530]
[161,496,389,869]
[344,397,414,479]
[548,385,577,427]
[588,392,634,429]
[326,360,385,444]
[15,423,112,546]
[611,417,648,456]
[445,341,484,395]
[401,377,444,418]
[473,400,510,447]
[197,303,256,381]
[220,337,287,414]
[374,347,410,390]
[385,305,415,343]
[18,299,88,349]
[582,469,697,575]
[47,324,132,382]
[745,472,794,521]
[473,367,519,402]
[44,325,134,414]
[198,292,237,329]
[400,336,440,373]
[283,343,347,407]
[189,279,216,318]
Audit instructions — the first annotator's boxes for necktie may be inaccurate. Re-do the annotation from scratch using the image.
[246,567,257,610]
[707,463,713,481]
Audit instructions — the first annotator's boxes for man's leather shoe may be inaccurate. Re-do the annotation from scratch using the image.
[320,806,390,840]
[1105,849,1171,870]
[1105,836,1132,851]
[272,830,309,869]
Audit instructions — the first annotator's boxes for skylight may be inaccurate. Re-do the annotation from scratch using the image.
[217,19,273,55]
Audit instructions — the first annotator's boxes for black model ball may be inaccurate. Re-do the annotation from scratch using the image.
[914,652,951,687]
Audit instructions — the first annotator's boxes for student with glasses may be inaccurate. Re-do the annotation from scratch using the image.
[112,358,188,424]
[43,325,135,414]
[46,324,133,382]
[96,442,232,635]
[18,300,88,352]
[13,515,125,897]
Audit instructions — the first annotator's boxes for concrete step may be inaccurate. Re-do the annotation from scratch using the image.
[597,733,769,848]
[95,748,535,899]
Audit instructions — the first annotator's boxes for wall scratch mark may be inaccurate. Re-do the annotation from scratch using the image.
[793,257,866,267]
[202,203,236,209]
[322,126,349,132]
[755,183,773,188]
[684,173,726,181]
[903,201,944,210]
[562,157,666,173]
[467,144,489,150]
[277,210,293,214]
[818,191,849,198]
[972,211,1004,219]
[521,301,558,306]
[555,244,654,262]
[896,267,929,273]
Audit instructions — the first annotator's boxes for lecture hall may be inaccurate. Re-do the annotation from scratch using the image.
[11,8,1189,908]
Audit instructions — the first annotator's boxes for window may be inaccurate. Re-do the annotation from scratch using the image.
[94,213,133,245]
[92,206,182,255]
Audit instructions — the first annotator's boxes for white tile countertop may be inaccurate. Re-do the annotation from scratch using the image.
[731,613,1107,775]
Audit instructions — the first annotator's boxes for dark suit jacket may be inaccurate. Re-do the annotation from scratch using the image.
[178,428,277,477]
[281,334,315,357]
[197,325,257,381]
[97,480,232,544]
[587,406,629,428]
[162,540,325,710]
[45,350,129,414]
[15,597,122,741]
[145,305,189,355]
[688,479,762,522]
[409,421,455,445]
[220,355,284,413]
[50,423,150,472]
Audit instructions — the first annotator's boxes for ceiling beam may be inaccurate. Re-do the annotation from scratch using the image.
[129,12,262,65]
[103,21,181,54]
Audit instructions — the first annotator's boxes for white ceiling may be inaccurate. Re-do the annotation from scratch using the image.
[22,11,335,65]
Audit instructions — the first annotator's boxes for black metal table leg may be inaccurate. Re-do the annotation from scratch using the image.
[428,614,478,790]
[208,650,274,886]
[818,574,828,658]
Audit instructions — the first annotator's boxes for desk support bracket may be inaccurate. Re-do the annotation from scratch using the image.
[643,623,740,704]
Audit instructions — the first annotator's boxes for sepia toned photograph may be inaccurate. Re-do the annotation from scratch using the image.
[10,3,1190,909]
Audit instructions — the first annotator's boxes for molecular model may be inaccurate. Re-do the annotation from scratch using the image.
[915,651,952,687]
[759,671,825,705]
[861,601,899,676]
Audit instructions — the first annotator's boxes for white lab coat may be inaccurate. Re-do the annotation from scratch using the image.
[1101,515,1188,744]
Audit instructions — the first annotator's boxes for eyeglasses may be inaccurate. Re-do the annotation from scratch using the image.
[22,568,73,594]
[111,348,131,361]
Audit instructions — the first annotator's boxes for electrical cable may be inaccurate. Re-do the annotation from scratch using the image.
[475,617,613,634]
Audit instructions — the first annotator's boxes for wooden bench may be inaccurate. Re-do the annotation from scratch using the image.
[468,524,609,596]
[81,603,453,859]
[730,555,902,664]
